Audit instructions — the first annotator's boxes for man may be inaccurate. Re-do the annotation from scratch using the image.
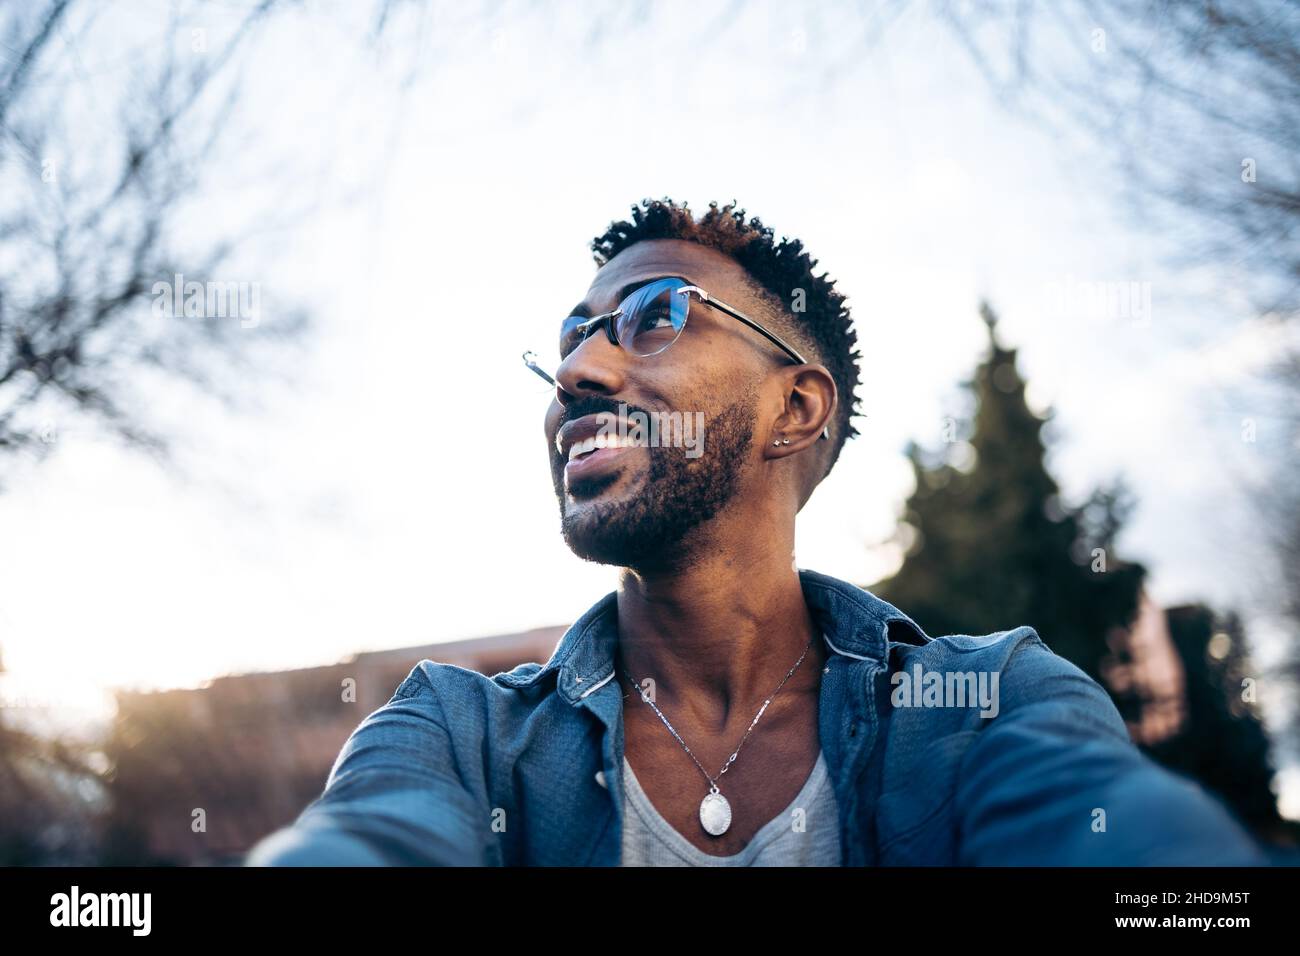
[248,198,1266,866]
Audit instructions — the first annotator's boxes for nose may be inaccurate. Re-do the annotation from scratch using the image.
[553,326,627,411]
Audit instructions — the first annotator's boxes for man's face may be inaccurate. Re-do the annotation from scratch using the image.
[544,239,779,572]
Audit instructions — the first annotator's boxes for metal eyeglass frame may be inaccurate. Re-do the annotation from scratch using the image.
[523,279,830,441]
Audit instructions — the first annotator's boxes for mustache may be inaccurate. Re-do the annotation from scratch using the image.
[555,396,657,436]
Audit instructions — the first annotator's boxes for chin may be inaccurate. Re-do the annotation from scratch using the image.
[560,526,636,567]
[559,499,659,569]
[560,502,632,562]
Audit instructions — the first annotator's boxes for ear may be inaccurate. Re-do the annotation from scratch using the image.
[764,364,836,457]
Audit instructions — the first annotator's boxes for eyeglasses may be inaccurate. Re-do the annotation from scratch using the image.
[523,276,829,441]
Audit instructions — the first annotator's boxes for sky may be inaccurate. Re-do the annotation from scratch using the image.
[0,0,1294,809]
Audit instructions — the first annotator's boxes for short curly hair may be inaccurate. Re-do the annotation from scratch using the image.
[591,198,862,476]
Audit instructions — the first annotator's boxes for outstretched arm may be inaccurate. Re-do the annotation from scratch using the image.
[954,637,1268,866]
[246,668,487,866]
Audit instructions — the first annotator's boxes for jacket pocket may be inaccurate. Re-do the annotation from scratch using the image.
[876,729,981,861]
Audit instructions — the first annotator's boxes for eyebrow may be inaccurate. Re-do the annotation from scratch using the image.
[565,274,693,320]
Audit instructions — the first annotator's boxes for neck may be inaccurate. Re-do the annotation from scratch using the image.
[614,523,824,734]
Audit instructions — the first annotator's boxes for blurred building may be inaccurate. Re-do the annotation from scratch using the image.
[1099,589,1188,746]
[102,626,565,865]
[1100,588,1290,841]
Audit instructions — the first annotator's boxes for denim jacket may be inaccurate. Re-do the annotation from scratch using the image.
[247,569,1267,866]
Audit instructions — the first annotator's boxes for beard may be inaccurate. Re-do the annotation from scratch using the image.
[550,391,758,574]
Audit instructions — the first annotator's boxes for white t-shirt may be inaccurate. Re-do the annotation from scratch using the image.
[619,748,842,866]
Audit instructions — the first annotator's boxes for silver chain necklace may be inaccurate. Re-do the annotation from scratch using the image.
[618,635,816,837]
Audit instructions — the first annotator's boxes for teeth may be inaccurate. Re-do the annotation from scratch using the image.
[567,432,641,461]
[568,437,597,461]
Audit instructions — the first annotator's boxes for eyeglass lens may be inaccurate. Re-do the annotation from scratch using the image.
[612,277,690,357]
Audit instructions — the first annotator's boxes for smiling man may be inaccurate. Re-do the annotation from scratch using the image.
[248,198,1267,867]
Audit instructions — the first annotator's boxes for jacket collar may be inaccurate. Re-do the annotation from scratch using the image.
[499,568,929,705]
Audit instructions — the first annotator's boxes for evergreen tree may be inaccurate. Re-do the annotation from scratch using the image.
[873,303,1145,682]
[872,302,1292,845]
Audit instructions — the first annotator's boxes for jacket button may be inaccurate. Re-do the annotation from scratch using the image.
[595,770,607,789]
[849,723,857,737]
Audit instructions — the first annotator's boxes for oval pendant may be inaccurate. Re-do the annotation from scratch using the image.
[699,790,732,836]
